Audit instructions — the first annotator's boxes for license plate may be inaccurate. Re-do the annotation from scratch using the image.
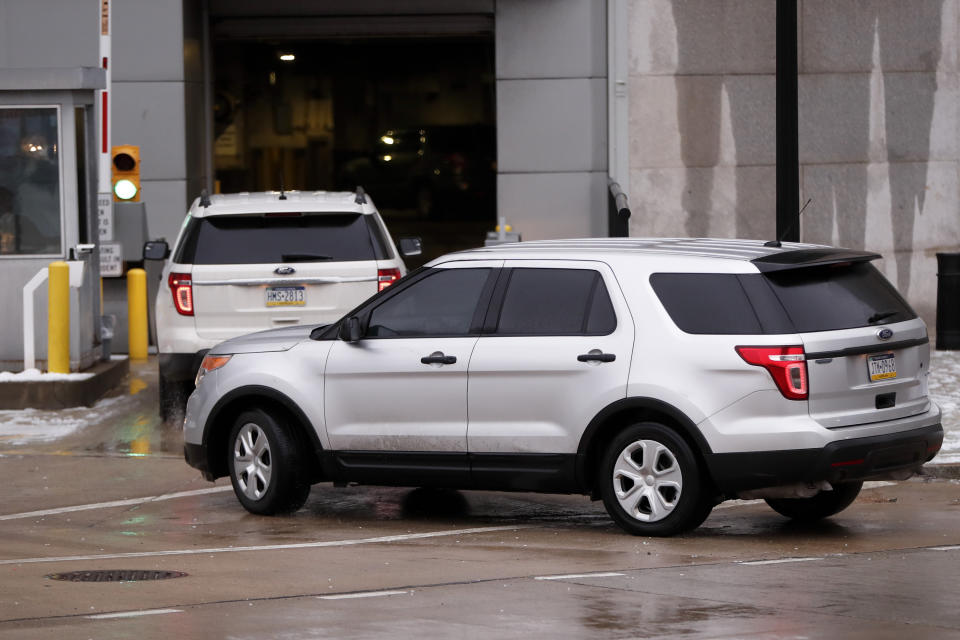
[868,353,896,381]
[266,286,305,307]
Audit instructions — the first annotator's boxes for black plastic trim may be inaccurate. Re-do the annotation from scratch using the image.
[470,454,579,493]
[320,451,579,493]
[752,248,881,272]
[805,337,928,360]
[183,442,212,480]
[577,398,712,458]
[200,385,323,479]
[705,424,943,494]
[575,397,712,491]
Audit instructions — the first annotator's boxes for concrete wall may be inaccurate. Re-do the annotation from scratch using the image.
[495,0,608,240]
[627,0,960,326]
[112,0,195,247]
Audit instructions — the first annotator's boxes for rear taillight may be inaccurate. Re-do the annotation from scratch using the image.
[168,272,194,316]
[378,268,401,292]
[736,346,808,400]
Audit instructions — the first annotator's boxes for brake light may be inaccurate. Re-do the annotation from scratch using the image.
[736,346,808,400]
[169,272,194,316]
[378,268,401,292]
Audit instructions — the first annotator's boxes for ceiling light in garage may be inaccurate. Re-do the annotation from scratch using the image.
[279,53,295,62]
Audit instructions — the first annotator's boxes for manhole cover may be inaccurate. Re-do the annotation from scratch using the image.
[46,570,188,583]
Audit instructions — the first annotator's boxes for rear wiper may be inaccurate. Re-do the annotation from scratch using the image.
[868,310,899,324]
[280,253,333,262]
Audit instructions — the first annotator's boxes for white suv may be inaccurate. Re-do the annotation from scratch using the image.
[181,238,943,536]
[147,189,418,420]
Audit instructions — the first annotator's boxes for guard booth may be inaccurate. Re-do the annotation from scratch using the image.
[0,68,104,372]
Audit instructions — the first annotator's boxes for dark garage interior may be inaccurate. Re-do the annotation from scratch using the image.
[212,35,496,265]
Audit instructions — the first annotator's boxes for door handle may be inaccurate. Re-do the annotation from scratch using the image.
[578,352,616,363]
[421,352,457,365]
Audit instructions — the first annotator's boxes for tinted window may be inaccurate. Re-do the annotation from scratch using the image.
[367,268,490,337]
[174,213,387,264]
[763,262,916,332]
[650,273,763,335]
[496,269,616,336]
[651,264,917,335]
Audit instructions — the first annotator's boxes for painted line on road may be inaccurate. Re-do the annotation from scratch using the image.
[0,525,527,566]
[0,486,232,521]
[319,590,409,600]
[739,557,824,566]
[929,545,960,551]
[534,572,625,581]
[86,608,183,620]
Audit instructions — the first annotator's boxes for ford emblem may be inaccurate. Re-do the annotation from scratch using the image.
[877,328,893,341]
[274,266,296,275]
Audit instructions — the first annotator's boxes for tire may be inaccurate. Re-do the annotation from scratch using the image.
[227,408,310,515]
[599,423,711,536]
[765,481,863,522]
[158,376,190,423]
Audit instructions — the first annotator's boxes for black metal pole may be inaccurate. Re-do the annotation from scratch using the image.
[776,0,800,243]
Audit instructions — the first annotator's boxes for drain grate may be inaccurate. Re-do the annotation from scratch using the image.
[46,570,188,583]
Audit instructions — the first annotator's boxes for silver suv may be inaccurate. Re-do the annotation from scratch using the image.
[147,189,418,421]
[182,238,943,536]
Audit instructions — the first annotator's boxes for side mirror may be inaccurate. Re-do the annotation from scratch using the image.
[398,236,422,258]
[338,316,362,343]
[143,240,170,261]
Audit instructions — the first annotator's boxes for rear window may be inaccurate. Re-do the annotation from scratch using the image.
[173,213,389,265]
[763,262,916,332]
[651,263,916,335]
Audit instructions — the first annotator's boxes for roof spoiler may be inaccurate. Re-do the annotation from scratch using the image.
[752,248,881,273]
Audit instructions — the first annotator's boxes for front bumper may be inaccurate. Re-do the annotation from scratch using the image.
[705,423,944,494]
[183,442,214,480]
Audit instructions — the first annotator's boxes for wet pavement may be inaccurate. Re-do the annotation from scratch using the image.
[0,357,958,638]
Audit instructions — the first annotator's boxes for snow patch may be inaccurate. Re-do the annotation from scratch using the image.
[0,369,94,382]
[930,350,960,463]
[0,395,128,444]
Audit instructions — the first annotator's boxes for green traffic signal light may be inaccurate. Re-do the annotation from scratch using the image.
[113,178,138,200]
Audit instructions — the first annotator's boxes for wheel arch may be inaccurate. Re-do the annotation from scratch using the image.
[202,385,324,482]
[576,397,715,497]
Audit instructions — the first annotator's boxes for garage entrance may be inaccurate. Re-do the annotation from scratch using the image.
[211,22,496,265]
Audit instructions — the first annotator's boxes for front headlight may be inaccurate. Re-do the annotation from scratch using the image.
[195,354,232,387]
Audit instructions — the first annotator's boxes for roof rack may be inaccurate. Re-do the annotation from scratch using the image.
[354,186,367,205]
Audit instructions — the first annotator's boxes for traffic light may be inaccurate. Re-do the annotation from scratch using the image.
[111,145,140,202]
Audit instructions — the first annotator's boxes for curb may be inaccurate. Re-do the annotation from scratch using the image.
[921,463,960,480]
[0,358,130,410]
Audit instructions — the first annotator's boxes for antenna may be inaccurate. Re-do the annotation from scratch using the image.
[199,189,211,208]
[354,185,367,205]
[278,170,287,200]
[764,198,812,247]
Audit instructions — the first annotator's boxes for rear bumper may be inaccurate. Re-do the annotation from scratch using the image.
[705,423,944,494]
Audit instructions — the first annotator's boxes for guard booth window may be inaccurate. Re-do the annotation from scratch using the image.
[0,107,62,256]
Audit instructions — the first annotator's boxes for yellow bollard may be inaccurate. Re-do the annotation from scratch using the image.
[47,261,70,373]
[127,268,149,360]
